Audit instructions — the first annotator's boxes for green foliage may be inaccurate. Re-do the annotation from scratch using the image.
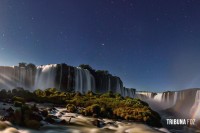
[0,88,162,127]
[86,90,95,97]
[66,104,76,113]
[100,91,114,98]
[19,62,26,67]
[0,89,7,99]
[34,89,46,97]
[96,70,109,75]
[26,63,36,70]
[85,104,101,116]
[13,96,25,104]
[14,101,23,107]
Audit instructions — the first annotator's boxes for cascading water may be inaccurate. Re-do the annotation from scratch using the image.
[190,90,200,119]
[167,92,170,104]
[115,78,121,93]
[173,92,178,106]
[19,67,26,88]
[74,67,95,93]
[137,91,179,110]
[154,93,163,102]
[135,92,153,99]
[34,64,58,90]
[0,66,15,89]
[0,64,124,95]
[0,66,31,89]
[127,88,135,98]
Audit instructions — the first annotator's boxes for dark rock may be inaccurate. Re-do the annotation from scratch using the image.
[6,107,14,113]
[92,119,100,127]
[49,107,57,111]
[57,114,62,117]
[59,119,67,125]
[44,116,55,124]
[41,110,48,117]
[24,119,40,129]
[30,112,43,121]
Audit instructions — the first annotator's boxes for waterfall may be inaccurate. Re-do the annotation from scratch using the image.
[19,67,26,88]
[34,64,58,90]
[0,66,15,89]
[127,88,135,98]
[0,66,36,89]
[0,63,124,96]
[167,92,170,104]
[135,92,153,99]
[154,93,163,102]
[173,92,178,106]
[74,67,95,93]
[153,92,178,109]
[116,78,121,93]
[190,90,200,119]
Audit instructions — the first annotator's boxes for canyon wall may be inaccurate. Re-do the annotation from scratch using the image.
[0,63,135,97]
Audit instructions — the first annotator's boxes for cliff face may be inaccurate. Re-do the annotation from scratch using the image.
[0,66,36,90]
[55,64,127,95]
[55,64,75,92]
[0,63,135,97]
[94,72,123,94]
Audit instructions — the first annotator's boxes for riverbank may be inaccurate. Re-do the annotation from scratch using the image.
[0,102,170,133]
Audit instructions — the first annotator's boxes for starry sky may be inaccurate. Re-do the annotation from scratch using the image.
[0,0,200,92]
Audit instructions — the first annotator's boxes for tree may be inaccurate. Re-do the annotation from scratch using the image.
[0,89,7,99]
[34,89,45,97]
[79,64,95,74]
[96,70,109,75]
[26,63,36,70]
[19,62,26,67]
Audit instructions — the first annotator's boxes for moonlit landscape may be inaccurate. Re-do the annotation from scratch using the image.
[0,0,200,133]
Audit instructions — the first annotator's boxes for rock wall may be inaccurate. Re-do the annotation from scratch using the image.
[0,63,135,97]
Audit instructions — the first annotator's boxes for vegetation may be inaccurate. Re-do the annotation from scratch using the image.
[66,104,77,113]
[0,88,162,127]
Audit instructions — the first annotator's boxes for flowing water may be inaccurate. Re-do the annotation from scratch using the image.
[34,64,58,90]
[74,67,96,93]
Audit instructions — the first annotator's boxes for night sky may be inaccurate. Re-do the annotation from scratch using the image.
[0,0,200,92]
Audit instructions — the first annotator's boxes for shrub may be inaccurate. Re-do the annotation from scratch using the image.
[13,96,25,104]
[66,104,76,113]
[85,104,101,116]
[14,101,23,107]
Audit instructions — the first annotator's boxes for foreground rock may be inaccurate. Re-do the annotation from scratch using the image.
[0,121,19,133]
